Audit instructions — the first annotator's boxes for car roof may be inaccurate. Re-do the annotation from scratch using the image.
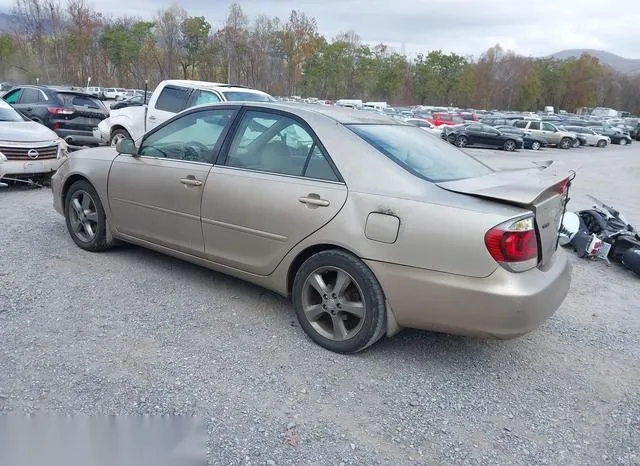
[162,79,269,95]
[237,102,402,124]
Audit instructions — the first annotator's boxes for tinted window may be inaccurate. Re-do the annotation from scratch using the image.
[349,124,493,182]
[3,89,21,104]
[20,88,44,104]
[226,110,337,180]
[528,121,541,130]
[139,109,234,163]
[542,122,556,131]
[155,86,190,113]
[59,93,103,109]
[193,90,221,106]
[410,120,427,127]
[221,91,274,102]
[467,124,483,131]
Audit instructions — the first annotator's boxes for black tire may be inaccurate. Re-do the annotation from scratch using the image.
[559,138,572,149]
[597,139,607,148]
[64,180,110,252]
[622,248,640,276]
[455,135,468,148]
[572,139,580,148]
[618,138,628,146]
[292,250,387,353]
[530,141,541,151]
[503,139,516,151]
[110,128,131,147]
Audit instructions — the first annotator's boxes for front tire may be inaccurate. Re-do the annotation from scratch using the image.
[619,138,628,146]
[597,139,607,148]
[572,139,580,148]
[64,180,110,252]
[503,139,516,151]
[559,138,572,149]
[292,250,387,353]
[455,135,468,148]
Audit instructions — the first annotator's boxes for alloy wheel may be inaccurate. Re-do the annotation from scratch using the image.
[531,141,541,150]
[301,266,366,341]
[110,133,125,146]
[68,190,99,242]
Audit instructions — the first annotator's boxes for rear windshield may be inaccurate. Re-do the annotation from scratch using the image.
[348,124,493,182]
[221,91,275,102]
[59,93,105,110]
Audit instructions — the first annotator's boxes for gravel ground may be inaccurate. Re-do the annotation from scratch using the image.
[1,143,639,465]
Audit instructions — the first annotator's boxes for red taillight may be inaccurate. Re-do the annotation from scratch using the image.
[48,107,75,116]
[485,216,538,272]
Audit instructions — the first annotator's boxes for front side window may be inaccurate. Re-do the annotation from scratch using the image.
[542,122,556,131]
[3,89,21,104]
[348,124,493,182]
[139,109,234,163]
[225,110,338,181]
[155,86,190,113]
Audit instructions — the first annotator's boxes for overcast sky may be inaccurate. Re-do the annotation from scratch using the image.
[2,0,639,58]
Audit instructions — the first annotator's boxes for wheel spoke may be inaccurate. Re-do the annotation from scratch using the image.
[85,211,98,223]
[81,193,91,209]
[304,304,325,322]
[70,216,83,233]
[71,198,83,215]
[331,315,348,340]
[333,270,351,296]
[339,301,364,319]
[308,272,329,296]
[83,221,95,238]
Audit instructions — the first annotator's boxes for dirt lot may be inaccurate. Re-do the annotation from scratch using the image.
[1,143,639,465]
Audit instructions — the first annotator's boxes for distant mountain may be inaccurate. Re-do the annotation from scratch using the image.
[550,49,640,74]
[0,12,17,33]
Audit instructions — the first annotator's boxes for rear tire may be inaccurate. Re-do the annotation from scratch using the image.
[622,248,640,276]
[530,141,541,151]
[572,139,580,148]
[503,139,516,151]
[292,250,387,353]
[559,138,572,150]
[110,128,131,147]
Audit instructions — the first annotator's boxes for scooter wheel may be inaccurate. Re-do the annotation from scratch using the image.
[621,248,640,276]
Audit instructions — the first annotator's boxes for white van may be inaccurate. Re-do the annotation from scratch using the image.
[335,99,363,109]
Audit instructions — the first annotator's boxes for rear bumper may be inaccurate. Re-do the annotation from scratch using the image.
[0,158,59,178]
[54,129,101,146]
[365,250,571,339]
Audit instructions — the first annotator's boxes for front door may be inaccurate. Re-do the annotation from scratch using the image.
[108,107,237,255]
[201,109,348,275]
[540,122,561,145]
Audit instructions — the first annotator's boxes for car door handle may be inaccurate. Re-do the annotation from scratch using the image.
[148,115,156,121]
[298,195,330,207]
[180,177,202,187]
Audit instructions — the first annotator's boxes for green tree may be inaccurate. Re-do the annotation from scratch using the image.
[0,34,16,75]
[180,16,211,79]
[413,50,470,105]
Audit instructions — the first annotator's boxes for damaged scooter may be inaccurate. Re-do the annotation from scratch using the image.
[559,195,640,276]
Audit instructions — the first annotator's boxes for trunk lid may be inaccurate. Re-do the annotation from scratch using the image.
[437,163,572,267]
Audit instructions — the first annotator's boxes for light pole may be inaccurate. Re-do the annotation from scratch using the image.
[86,76,92,91]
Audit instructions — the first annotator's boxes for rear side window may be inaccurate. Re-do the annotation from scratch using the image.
[221,91,274,102]
[528,122,541,130]
[155,86,190,113]
[19,88,45,104]
[349,124,493,182]
[514,120,528,128]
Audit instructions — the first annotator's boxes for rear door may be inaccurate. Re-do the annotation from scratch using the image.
[147,85,191,131]
[201,108,347,275]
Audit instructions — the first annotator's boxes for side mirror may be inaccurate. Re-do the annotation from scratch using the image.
[116,138,137,155]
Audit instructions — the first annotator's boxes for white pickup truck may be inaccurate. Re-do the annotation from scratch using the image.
[95,79,274,146]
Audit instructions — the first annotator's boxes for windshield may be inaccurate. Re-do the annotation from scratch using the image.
[221,91,275,102]
[0,101,26,122]
[349,124,493,182]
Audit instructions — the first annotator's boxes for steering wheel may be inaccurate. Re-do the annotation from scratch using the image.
[183,141,209,162]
